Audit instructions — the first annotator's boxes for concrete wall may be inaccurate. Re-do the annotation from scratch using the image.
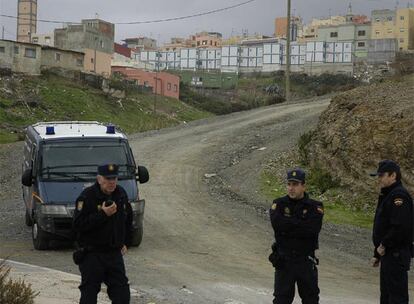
[303,62,353,75]
[83,48,112,77]
[54,20,114,55]
[41,48,84,71]
[0,40,41,75]
[111,66,180,99]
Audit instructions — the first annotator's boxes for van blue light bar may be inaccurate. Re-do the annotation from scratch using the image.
[106,125,115,134]
[46,126,55,135]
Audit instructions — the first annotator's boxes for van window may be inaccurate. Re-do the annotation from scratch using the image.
[39,140,134,180]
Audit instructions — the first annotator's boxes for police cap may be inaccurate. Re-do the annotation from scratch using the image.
[370,159,400,176]
[97,164,119,178]
[287,168,306,183]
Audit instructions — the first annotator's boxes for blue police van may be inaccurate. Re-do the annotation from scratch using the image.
[21,121,149,250]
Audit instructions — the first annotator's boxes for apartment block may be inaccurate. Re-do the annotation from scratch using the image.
[54,19,115,76]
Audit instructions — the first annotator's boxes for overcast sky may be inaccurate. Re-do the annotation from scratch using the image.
[0,0,407,44]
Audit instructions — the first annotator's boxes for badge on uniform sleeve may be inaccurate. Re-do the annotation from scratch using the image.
[77,201,84,211]
[271,203,277,210]
[317,206,324,214]
[394,198,404,206]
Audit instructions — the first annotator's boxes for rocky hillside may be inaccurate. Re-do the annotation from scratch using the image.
[305,74,414,197]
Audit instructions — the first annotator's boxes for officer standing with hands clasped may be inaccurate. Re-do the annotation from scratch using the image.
[370,160,413,304]
[72,164,133,304]
[269,168,324,304]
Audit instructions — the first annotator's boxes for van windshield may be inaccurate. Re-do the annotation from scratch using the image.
[40,140,135,181]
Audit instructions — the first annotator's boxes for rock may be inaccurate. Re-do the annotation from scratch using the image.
[306,75,414,197]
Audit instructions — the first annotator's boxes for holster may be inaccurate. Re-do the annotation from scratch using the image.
[73,247,87,265]
[268,242,285,270]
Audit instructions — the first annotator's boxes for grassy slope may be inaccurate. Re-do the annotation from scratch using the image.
[0,75,212,143]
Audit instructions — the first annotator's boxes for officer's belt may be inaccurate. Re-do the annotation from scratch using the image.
[85,245,120,253]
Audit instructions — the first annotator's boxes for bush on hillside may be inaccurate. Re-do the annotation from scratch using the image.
[0,260,38,304]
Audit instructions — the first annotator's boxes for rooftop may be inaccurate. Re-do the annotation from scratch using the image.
[32,121,125,140]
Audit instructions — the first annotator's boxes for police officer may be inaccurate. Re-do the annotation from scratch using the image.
[73,164,133,304]
[370,160,413,304]
[269,168,324,304]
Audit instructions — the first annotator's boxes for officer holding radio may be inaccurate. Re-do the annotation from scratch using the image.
[73,163,133,304]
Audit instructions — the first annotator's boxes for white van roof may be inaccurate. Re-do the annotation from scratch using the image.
[32,121,126,140]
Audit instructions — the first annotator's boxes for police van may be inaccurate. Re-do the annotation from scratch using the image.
[21,121,149,250]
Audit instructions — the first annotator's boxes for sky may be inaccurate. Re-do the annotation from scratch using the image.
[0,0,408,45]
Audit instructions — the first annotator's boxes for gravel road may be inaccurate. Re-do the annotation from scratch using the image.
[0,98,412,303]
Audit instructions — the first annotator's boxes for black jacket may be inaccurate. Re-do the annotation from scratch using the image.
[270,193,324,256]
[372,180,413,258]
[73,182,133,249]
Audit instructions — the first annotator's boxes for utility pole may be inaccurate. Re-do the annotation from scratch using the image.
[285,0,292,101]
[153,51,161,114]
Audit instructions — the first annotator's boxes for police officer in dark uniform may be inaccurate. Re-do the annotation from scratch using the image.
[73,164,133,304]
[370,160,413,304]
[269,168,324,304]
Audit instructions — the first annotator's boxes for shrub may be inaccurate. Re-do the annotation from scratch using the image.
[298,130,315,165]
[307,166,340,195]
[0,260,38,304]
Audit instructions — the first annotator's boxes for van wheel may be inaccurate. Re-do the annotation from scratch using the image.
[25,210,33,227]
[130,223,143,247]
[32,222,49,250]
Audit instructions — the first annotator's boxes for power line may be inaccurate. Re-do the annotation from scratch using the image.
[0,0,257,25]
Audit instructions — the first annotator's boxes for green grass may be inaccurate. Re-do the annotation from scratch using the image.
[0,75,212,144]
[260,170,373,228]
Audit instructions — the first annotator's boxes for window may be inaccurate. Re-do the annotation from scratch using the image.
[311,28,315,33]
[55,53,61,61]
[387,29,393,33]
[197,41,200,46]
[375,18,380,22]
[14,46,19,54]
[144,81,149,87]
[32,37,38,43]
[387,16,393,21]
[0,46,5,53]
[174,84,178,92]
[100,40,104,48]
[91,58,94,63]
[76,58,83,66]
[357,42,365,47]
[400,38,404,43]
[202,40,208,45]
[45,37,51,44]
[24,48,36,58]
[375,31,380,35]
[400,28,405,32]
[358,30,366,36]
[400,16,405,20]
[330,32,338,38]
[167,83,171,90]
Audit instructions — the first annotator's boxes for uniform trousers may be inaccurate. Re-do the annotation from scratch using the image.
[273,256,319,304]
[79,250,130,304]
[380,248,411,304]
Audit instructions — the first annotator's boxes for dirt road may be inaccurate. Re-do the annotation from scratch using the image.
[1,99,412,303]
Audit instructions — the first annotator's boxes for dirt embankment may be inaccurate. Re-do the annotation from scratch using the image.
[305,75,414,198]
